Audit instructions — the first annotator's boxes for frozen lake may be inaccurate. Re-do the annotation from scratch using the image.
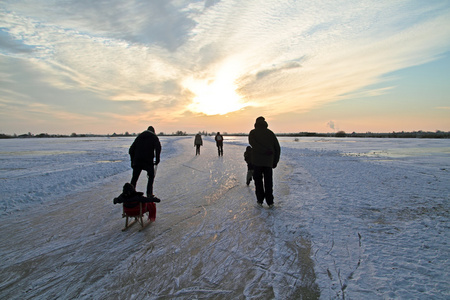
[0,136,449,299]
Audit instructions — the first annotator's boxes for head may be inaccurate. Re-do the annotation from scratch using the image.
[254,116,268,129]
[147,126,155,133]
[122,183,136,196]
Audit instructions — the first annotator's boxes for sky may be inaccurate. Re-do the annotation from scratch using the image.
[1,0,450,135]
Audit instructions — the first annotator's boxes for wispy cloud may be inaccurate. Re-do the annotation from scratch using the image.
[1,0,449,133]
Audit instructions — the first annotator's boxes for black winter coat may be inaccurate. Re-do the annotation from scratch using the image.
[248,119,280,168]
[129,130,161,171]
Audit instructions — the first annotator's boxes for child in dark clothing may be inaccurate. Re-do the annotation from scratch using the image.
[244,146,254,185]
[113,183,160,206]
[113,183,160,221]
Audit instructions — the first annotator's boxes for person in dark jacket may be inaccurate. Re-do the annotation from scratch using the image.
[129,126,161,197]
[215,132,224,156]
[248,116,280,208]
[194,133,203,155]
[244,146,254,185]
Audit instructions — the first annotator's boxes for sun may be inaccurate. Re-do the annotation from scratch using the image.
[185,67,248,115]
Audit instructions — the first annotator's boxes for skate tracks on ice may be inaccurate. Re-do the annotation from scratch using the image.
[0,136,320,299]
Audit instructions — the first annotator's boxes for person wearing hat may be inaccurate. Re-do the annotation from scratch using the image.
[215,132,224,156]
[248,116,280,208]
[194,133,203,155]
[129,126,161,197]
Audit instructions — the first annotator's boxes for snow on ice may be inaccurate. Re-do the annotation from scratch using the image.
[0,136,449,299]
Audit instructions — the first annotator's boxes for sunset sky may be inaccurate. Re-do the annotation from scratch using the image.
[1,0,450,135]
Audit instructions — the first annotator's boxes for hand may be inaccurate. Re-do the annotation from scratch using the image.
[154,158,160,165]
[272,163,277,168]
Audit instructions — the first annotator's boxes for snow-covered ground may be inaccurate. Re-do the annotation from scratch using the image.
[0,136,448,299]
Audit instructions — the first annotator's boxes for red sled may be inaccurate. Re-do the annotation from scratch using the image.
[122,202,156,231]
[113,183,159,231]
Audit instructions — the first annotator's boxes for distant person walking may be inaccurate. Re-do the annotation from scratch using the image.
[194,133,203,155]
[215,132,224,156]
[129,126,161,198]
[244,146,254,185]
[248,116,280,208]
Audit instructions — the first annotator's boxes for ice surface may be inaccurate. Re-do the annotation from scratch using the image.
[0,136,448,299]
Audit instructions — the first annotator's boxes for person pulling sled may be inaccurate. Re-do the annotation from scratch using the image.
[129,126,161,198]
[116,125,162,230]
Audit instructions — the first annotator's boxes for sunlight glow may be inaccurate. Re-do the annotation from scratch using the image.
[185,65,248,115]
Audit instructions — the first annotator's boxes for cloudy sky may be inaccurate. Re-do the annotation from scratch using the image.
[1,0,449,135]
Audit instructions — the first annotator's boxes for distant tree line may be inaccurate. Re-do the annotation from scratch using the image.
[0,130,189,139]
[1,130,449,139]
[277,130,450,138]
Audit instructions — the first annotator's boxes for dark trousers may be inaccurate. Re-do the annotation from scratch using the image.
[253,166,273,205]
[131,167,155,197]
[216,142,223,156]
[195,145,201,155]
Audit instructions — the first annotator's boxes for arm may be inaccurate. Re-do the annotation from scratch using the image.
[154,138,162,165]
[129,141,136,166]
[272,134,281,168]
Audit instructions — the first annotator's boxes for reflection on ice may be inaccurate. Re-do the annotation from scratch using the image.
[0,150,87,156]
[0,136,448,299]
